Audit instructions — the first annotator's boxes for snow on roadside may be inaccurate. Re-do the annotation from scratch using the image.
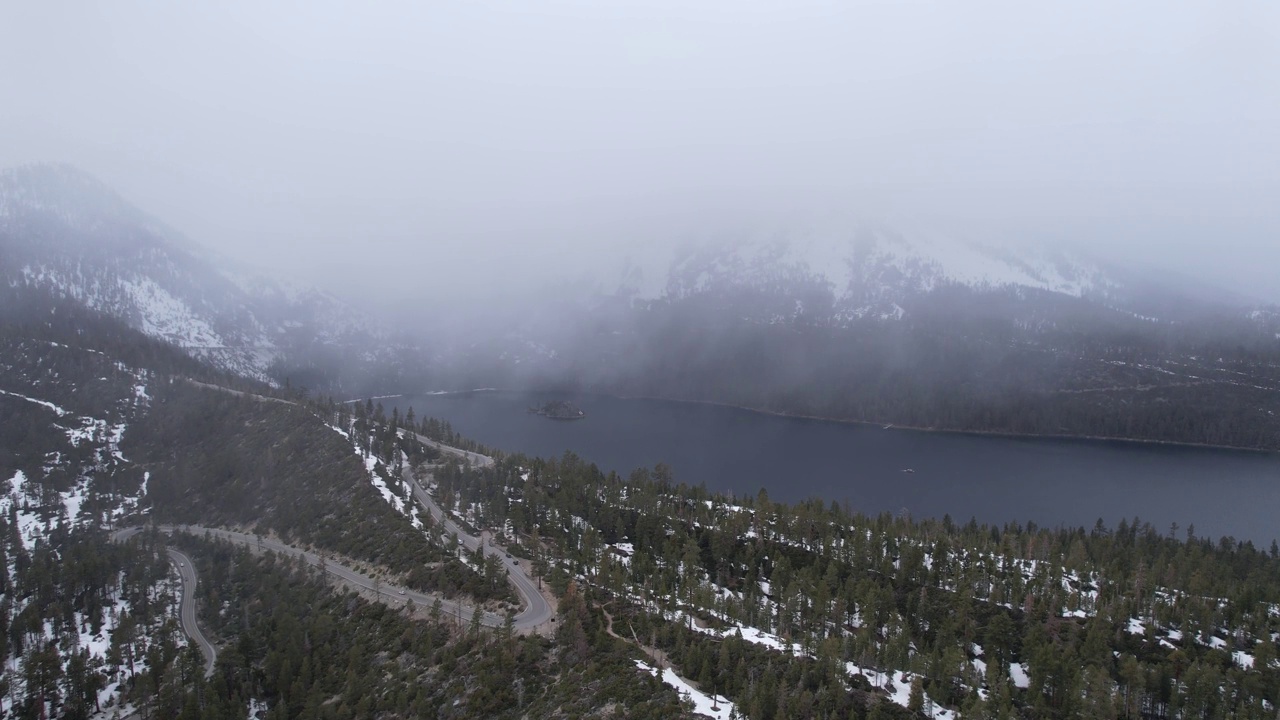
[636,660,737,720]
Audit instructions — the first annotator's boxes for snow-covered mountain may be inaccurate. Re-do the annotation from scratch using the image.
[663,227,1109,298]
[0,164,383,383]
[559,222,1144,337]
[590,218,1280,335]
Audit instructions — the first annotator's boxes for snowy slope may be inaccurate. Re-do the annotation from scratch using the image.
[0,163,380,383]
[654,224,1116,309]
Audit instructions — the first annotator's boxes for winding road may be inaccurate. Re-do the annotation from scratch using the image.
[111,528,217,678]
[401,429,555,631]
[401,460,554,631]
[167,547,217,678]
[408,430,494,468]
[110,419,550,671]
[116,522,553,632]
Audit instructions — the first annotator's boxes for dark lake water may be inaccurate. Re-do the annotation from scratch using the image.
[386,391,1280,546]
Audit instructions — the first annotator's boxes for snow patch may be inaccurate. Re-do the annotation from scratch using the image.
[1010,662,1031,689]
[636,660,737,720]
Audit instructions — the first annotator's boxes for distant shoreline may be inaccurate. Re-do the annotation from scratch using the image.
[386,387,1278,456]
[603,392,1280,456]
[340,393,405,404]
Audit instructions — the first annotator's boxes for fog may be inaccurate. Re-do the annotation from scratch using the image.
[2,1,1278,305]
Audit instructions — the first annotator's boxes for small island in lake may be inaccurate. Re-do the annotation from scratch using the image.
[528,400,585,420]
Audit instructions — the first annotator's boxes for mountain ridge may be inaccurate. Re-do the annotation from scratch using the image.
[4,163,1277,450]
[0,163,388,385]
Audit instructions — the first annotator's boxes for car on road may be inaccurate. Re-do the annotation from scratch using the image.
[398,589,405,595]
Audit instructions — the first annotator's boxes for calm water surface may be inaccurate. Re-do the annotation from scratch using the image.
[386,391,1280,545]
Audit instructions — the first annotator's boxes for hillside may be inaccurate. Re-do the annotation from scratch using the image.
[0,163,398,388]
[5,240,1280,718]
[0,289,708,718]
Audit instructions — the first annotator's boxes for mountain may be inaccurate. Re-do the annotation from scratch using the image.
[470,222,1280,450]
[612,222,1271,327]
[7,167,1280,720]
[0,269,709,719]
[0,163,392,387]
[656,226,1114,318]
[4,163,1277,449]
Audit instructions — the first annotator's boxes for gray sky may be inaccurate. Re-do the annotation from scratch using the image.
[2,1,1278,303]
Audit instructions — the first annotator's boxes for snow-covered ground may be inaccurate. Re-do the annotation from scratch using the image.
[326,422,422,529]
[636,660,737,720]
[1,484,184,716]
[845,664,957,720]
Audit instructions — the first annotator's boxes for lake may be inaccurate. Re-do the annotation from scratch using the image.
[386,390,1280,545]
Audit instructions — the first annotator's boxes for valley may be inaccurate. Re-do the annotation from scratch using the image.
[4,2,1277,716]
[2,164,1280,719]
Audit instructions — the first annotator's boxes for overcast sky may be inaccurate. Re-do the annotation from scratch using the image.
[2,1,1278,303]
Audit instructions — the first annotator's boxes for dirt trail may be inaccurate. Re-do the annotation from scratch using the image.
[597,602,672,670]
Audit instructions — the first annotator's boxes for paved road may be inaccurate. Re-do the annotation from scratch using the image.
[110,528,217,678]
[407,430,494,468]
[167,547,217,678]
[111,424,548,635]
[183,379,297,405]
[400,431,554,629]
[121,525,544,630]
[401,461,554,631]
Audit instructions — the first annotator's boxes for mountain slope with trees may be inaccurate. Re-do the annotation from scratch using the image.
[426,448,1280,719]
[0,284,700,718]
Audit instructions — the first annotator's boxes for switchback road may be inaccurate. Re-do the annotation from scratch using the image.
[401,461,554,631]
[116,525,550,631]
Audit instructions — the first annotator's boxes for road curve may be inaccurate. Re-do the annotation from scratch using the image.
[407,430,494,468]
[124,525,547,631]
[402,461,554,631]
[110,528,217,678]
[167,547,217,678]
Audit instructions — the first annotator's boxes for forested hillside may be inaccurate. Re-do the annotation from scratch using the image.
[0,289,707,718]
[5,181,1280,716]
[427,448,1280,719]
[164,534,701,719]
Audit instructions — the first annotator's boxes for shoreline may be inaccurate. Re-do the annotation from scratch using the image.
[387,386,1278,456]
[603,391,1280,455]
[341,393,405,404]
